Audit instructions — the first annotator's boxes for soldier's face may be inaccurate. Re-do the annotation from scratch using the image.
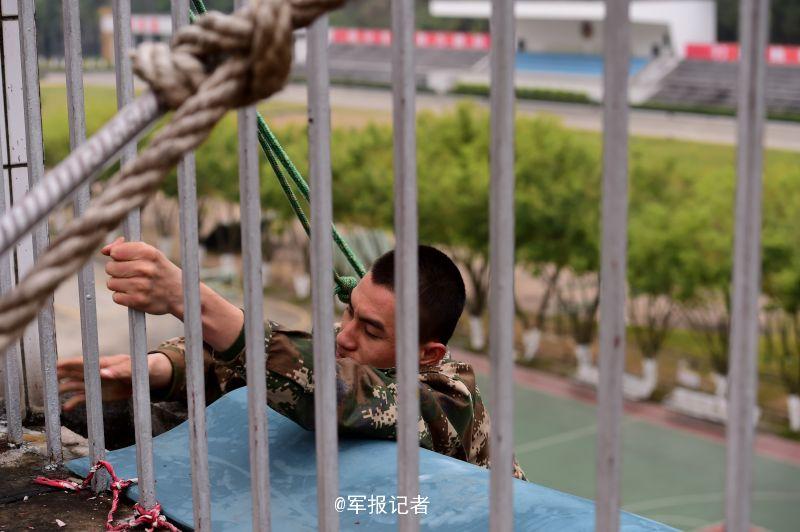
[336,272,397,369]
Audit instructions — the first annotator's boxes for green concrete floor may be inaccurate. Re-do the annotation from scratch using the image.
[476,375,800,531]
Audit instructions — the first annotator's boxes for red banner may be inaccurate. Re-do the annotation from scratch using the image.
[686,43,800,65]
[329,27,491,51]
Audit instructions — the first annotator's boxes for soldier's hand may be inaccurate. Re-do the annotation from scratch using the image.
[58,354,134,410]
[102,237,184,317]
[57,353,173,411]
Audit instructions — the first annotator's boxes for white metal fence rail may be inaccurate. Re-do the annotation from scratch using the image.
[392,1,421,531]
[0,0,770,530]
[172,1,213,529]
[597,1,631,530]
[110,0,159,509]
[488,0,516,531]
[726,1,770,531]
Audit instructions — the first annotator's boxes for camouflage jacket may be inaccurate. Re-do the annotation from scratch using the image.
[151,322,527,481]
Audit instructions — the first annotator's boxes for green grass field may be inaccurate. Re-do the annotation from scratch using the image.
[40,85,800,170]
[476,375,800,531]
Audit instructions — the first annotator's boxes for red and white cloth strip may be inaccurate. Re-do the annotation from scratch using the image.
[33,460,178,532]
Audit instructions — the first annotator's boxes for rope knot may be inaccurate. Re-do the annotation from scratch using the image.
[132,0,349,111]
[335,275,359,304]
[131,42,206,110]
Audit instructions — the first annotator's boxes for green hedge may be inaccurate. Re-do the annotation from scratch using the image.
[451,83,594,104]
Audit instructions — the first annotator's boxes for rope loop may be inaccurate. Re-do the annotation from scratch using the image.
[34,460,178,531]
[0,0,345,351]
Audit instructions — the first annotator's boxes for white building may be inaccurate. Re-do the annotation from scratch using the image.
[429,1,715,101]
[430,1,716,59]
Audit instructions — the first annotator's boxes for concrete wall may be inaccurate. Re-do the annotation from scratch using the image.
[515,19,671,58]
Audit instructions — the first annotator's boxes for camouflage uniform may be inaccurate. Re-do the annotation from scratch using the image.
[151,321,527,481]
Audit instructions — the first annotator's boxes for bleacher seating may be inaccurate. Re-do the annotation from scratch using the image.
[294,46,652,89]
[650,59,800,113]
[515,52,649,77]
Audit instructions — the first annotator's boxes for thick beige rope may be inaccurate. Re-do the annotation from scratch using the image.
[0,0,343,351]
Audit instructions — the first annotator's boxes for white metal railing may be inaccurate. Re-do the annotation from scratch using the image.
[392,0,421,530]
[62,0,105,488]
[173,1,213,528]
[111,0,158,510]
[488,1,515,531]
[597,1,631,529]
[726,1,769,531]
[0,0,770,530]
[307,13,340,532]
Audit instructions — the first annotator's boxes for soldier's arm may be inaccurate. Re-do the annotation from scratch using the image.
[156,320,401,437]
[149,337,229,405]
[214,323,400,439]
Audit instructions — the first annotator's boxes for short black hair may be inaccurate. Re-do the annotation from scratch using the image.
[370,245,466,345]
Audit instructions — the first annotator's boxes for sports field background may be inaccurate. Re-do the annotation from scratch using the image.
[475,374,800,531]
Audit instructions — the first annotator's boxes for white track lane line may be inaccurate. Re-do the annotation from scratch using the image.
[515,420,635,455]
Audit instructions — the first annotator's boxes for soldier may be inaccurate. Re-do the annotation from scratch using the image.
[57,239,526,481]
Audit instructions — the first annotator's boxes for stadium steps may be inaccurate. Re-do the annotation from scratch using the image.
[649,59,800,113]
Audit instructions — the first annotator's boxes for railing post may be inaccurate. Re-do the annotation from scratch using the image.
[170,2,212,529]
[596,1,631,530]
[392,1,420,531]
[17,0,61,462]
[112,0,156,509]
[308,15,339,532]
[489,0,516,530]
[0,0,25,446]
[725,1,769,530]
[61,0,106,484]
[231,0,273,529]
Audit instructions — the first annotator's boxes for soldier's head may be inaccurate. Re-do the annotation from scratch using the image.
[335,245,466,369]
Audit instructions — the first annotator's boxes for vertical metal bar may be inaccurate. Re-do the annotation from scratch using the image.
[0,261,21,444]
[0,1,23,445]
[596,1,631,530]
[725,1,769,530]
[112,0,155,509]
[62,0,107,482]
[239,88,272,532]
[307,16,339,532]
[17,0,60,462]
[170,3,211,529]
[391,2,419,531]
[1,11,36,421]
[0,99,22,445]
[232,1,272,528]
[489,0,516,530]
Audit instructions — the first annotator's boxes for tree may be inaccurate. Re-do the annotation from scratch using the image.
[680,166,735,380]
[717,0,800,45]
[513,115,600,358]
[627,155,704,361]
[331,124,394,229]
[416,104,491,347]
[761,168,800,405]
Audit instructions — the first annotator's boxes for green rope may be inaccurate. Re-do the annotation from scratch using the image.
[257,129,349,290]
[334,276,359,304]
[257,118,367,278]
[189,0,366,301]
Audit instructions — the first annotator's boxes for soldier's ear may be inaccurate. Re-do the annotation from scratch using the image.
[419,342,447,366]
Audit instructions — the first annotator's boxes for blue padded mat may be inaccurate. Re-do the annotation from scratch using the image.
[68,387,674,531]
